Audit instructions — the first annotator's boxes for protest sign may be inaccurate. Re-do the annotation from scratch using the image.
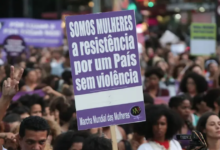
[190,23,216,56]
[65,10,145,130]
[0,19,63,47]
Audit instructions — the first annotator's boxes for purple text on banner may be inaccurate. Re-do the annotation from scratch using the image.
[0,19,63,47]
[0,90,45,102]
[65,10,146,130]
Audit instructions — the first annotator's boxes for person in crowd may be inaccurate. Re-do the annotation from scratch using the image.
[192,94,211,118]
[205,59,219,82]
[21,69,38,92]
[44,117,61,145]
[82,136,112,150]
[137,105,182,150]
[186,64,204,76]
[172,63,187,83]
[18,94,45,117]
[179,72,208,98]
[2,116,50,150]
[49,96,76,132]
[168,95,195,149]
[143,93,154,106]
[203,88,220,116]
[144,67,169,97]
[53,131,89,150]
[11,106,30,120]
[3,113,21,132]
[196,112,220,150]
[51,51,71,77]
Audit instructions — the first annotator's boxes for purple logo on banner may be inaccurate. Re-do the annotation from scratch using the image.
[3,35,26,56]
[65,10,145,130]
[0,19,63,47]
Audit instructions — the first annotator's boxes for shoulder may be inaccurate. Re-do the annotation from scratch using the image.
[170,139,182,150]
[138,143,153,150]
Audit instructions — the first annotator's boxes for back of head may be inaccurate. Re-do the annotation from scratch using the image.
[19,116,50,138]
[3,113,21,123]
[204,88,220,109]
[82,136,112,150]
[53,131,90,150]
[12,106,30,115]
[169,95,189,109]
[143,93,154,105]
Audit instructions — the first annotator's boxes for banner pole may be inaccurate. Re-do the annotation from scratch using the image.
[110,125,118,150]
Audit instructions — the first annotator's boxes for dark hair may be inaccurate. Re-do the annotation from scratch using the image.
[196,112,218,140]
[82,136,112,150]
[54,131,89,150]
[169,95,190,109]
[3,113,21,123]
[169,95,194,131]
[12,106,30,115]
[145,67,164,79]
[61,70,72,85]
[172,63,186,79]
[179,72,208,93]
[185,64,202,75]
[192,94,205,111]
[18,94,45,113]
[68,119,78,131]
[143,93,154,105]
[59,101,76,122]
[19,116,50,138]
[136,105,183,140]
[65,51,69,58]
[204,88,220,109]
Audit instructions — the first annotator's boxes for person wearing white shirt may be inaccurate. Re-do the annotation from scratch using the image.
[137,105,182,150]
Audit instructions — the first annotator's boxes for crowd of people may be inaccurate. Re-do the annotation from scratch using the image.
[0,31,220,150]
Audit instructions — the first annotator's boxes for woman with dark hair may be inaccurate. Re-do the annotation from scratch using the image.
[169,95,196,149]
[137,105,182,150]
[180,72,208,98]
[21,68,38,91]
[196,112,220,150]
[144,67,169,97]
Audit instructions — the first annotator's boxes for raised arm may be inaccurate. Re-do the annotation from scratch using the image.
[0,66,23,122]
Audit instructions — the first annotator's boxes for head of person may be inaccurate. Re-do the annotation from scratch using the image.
[192,94,210,115]
[54,131,89,150]
[62,70,72,85]
[137,105,182,141]
[145,67,164,88]
[3,113,21,132]
[155,60,168,72]
[196,112,220,140]
[180,72,208,95]
[12,106,30,120]
[18,94,45,117]
[65,51,70,66]
[186,64,204,76]
[82,136,112,150]
[169,95,191,121]
[205,59,219,75]
[23,69,38,83]
[172,63,186,80]
[52,50,62,60]
[19,116,50,150]
[59,101,76,124]
[34,67,43,82]
[143,93,154,106]
[203,88,220,111]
